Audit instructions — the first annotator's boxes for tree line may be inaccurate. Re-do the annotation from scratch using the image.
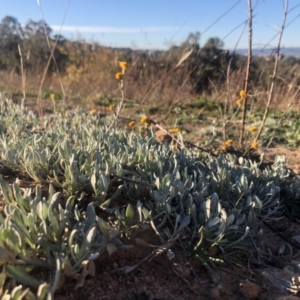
[1,15,300,100]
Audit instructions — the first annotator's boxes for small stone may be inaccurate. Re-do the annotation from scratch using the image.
[210,286,220,299]
[113,262,119,269]
[239,280,262,300]
[85,279,94,287]
[277,296,300,300]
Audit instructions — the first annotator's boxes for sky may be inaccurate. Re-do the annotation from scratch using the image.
[1,0,300,51]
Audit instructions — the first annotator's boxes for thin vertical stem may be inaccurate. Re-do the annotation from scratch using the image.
[254,0,289,142]
[239,0,253,147]
[18,44,26,101]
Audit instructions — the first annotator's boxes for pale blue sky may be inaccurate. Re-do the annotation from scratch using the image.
[1,0,300,50]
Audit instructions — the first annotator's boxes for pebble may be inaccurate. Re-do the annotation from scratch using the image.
[239,280,262,300]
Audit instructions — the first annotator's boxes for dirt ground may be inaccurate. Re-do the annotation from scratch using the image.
[53,147,300,300]
[54,217,300,300]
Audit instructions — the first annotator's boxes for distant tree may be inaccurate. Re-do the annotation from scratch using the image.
[0,16,23,39]
[187,36,231,94]
[22,19,67,75]
[23,19,52,38]
[0,16,23,71]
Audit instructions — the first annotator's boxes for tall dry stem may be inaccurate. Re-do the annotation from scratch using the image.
[223,20,247,140]
[17,44,26,101]
[254,0,289,143]
[108,79,125,130]
[239,0,253,147]
[36,0,70,117]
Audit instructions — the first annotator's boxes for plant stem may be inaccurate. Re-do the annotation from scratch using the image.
[239,0,253,148]
[254,0,289,142]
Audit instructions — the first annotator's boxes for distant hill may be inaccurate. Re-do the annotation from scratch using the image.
[234,47,300,58]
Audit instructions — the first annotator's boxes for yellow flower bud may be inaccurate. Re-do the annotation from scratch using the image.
[168,128,181,134]
[108,104,115,111]
[89,109,97,115]
[50,93,56,101]
[248,126,257,132]
[251,141,259,149]
[239,90,247,98]
[236,99,243,106]
[128,121,135,127]
[140,116,151,126]
[115,72,124,80]
[220,145,228,152]
[224,139,233,146]
[119,61,128,70]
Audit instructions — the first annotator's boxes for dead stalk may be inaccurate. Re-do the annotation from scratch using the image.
[17,44,26,101]
[254,0,289,143]
[36,0,69,117]
[239,0,253,147]
[224,20,248,140]
[108,80,125,130]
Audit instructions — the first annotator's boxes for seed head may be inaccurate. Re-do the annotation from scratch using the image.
[168,128,181,134]
[251,141,259,149]
[119,61,128,70]
[115,72,124,80]
[128,121,135,127]
[109,104,116,111]
[224,139,233,146]
[140,116,151,126]
[248,126,257,132]
[239,90,247,98]
[236,99,243,106]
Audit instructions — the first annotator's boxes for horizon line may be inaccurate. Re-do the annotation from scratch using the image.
[50,25,179,34]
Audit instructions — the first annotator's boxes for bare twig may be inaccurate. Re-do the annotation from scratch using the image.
[112,174,156,188]
[223,20,248,140]
[17,44,26,101]
[36,0,70,116]
[108,79,125,130]
[254,0,289,142]
[111,235,179,274]
[195,255,220,284]
[239,0,253,147]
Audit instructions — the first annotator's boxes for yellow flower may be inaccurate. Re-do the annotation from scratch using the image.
[140,116,151,126]
[128,121,135,127]
[251,141,259,149]
[119,61,128,70]
[115,72,124,80]
[239,90,247,98]
[168,128,181,134]
[89,109,97,115]
[50,93,56,101]
[220,145,228,152]
[108,104,115,111]
[236,99,243,106]
[248,126,257,132]
[224,139,233,146]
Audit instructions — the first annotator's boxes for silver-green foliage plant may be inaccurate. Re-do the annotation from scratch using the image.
[0,177,130,299]
[1,94,300,297]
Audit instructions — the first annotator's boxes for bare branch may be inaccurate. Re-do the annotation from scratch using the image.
[239,0,253,147]
[254,0,289,142]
